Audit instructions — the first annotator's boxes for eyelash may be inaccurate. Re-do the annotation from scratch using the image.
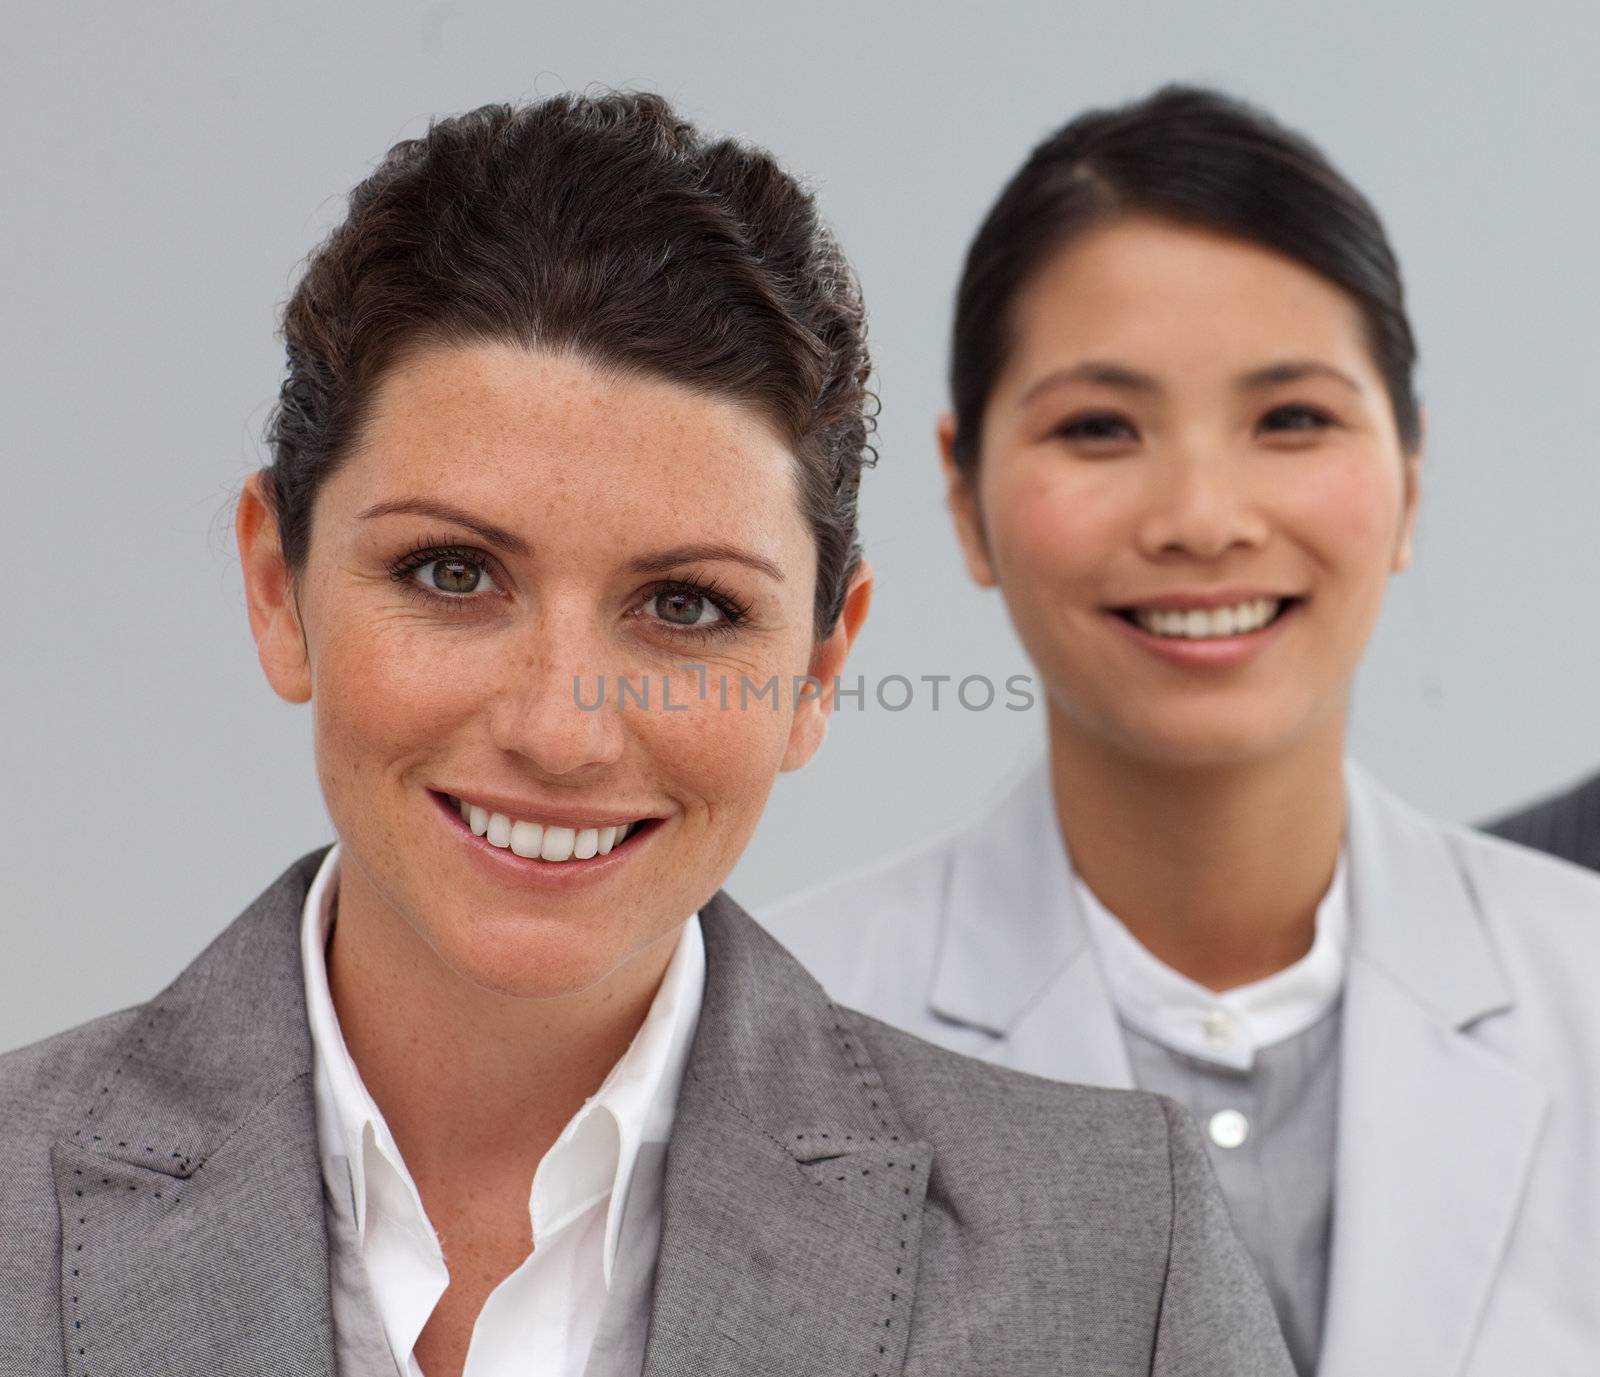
[388,540,500,599]
[640,575,754,640]
[1052,403,1338,444]
[385,540,754,638]
[1259,404,1335,433]
[1054,411,1136,443]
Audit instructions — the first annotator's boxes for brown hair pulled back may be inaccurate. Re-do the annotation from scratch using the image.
[263,91,874,633]
[949,85,1420,468]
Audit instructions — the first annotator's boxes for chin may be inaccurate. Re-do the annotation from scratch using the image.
[1101,703,1318,773]
[431,909,661,1001]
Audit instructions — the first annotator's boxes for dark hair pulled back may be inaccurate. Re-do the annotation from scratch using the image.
[949,85,1420,467]
[263,91,874,633]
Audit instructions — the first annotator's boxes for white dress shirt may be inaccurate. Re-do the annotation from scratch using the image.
[1076,853,1350,1071]
[299,844,706,1376]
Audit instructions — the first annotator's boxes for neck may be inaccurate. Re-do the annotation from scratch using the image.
[325,865,680,1188]
[1047,714,1347,991]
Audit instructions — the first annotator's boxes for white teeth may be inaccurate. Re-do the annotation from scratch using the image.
[510,820,544,859]
[455,797,639,862]
[1133,598,1282,640]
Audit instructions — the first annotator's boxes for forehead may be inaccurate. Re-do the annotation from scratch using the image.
[1008,215,1373,379]
[327,341,808,548]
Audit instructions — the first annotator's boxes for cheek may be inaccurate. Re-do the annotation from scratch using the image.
[983,456,1127,591]
[646,665,797,803]
[1286,455,1406,581]
[309,612,478,790]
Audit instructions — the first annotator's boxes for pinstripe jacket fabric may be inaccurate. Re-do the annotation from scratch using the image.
[0,850,1292,1377]
[1486,768,1600,873]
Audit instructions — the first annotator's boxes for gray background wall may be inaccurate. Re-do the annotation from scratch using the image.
[5,0,1597,1051]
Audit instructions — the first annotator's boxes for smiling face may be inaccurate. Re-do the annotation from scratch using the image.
[240,341,865,1000]
[943,215,1420,770]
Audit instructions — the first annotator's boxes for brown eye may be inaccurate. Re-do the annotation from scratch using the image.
[1260,404,1333,434]
[651,589,721,627]
[1055,411,1138,443]
[419,557,491,595]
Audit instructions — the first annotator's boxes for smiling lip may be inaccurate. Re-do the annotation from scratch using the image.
[1113,588,1300,612]
[428,789,662,886]
[431,788,653,832]
[1106,595,1303,668]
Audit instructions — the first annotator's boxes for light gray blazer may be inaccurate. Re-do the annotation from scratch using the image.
[764,762,1600,1377]
[0,850,1292,1376]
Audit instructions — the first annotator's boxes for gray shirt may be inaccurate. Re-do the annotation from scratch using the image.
[1123,1005,1342,1377]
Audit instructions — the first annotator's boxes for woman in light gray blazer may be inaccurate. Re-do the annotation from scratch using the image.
[767,87,1600,1377]
[0,93,1292,1376]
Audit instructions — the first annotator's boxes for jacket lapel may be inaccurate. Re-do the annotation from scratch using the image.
[928,763,1133,1088]
[52,852,336,1377]
[1317,771,1548,1377]
[643,893,933,1377]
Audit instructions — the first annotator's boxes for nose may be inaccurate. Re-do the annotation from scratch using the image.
[485,609,626,777]
[1134,443,1268,562]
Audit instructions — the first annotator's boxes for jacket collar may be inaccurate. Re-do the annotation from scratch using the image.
[53,852,933,1377]
[1340,761,1513,1030]
[927,758,1521,1037]
[924,761,1133,1087]
[928,762,1094,1036]
[642,890,932,1377]
[52,849,336,1377]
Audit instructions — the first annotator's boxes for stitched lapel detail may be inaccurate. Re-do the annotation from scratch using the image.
[642,893,932,1377]
[52,851,336,1377]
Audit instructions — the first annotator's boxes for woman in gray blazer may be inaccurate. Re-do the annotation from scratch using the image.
[0,93,1292,1376]
[767,87,1600,1377]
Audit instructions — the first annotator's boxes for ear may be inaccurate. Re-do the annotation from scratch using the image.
[780,560,873,773]
[236,471,313,704]
[1393,409,1424,573]
[938,412,997,587]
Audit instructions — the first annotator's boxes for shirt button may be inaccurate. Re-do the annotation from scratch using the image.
[1201,1009,1235,1046]
[1208,1109,1250,1150]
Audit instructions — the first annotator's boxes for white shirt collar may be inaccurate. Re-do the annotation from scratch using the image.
[299,843,704,1287]
[1077,851,1350,1071]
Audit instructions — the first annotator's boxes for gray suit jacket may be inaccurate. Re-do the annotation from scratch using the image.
[765,762,1600,1377]
[1486,767,1600,873]
[0,850,1291,1376]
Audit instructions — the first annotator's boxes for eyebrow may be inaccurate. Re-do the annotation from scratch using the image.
[1238,360,1363,393]
[358,498,532,556]
[1018,361,1159,406]
[628,544,786,583]
[1017,358,1364,408]
[357,501,785,582]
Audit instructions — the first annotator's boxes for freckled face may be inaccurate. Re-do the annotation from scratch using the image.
[283,342,827,998]
[950,216,1420,769]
